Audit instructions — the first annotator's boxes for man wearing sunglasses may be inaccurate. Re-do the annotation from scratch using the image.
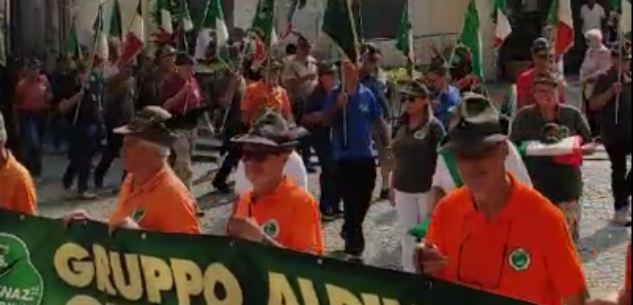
[226,110,323,255]
[516,38,566,110]
[416,94,588,305]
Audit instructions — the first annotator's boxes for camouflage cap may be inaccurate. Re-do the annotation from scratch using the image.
[317,61,337,76]
[0,111,6,143]
[440,93,506,157]
[531,38,553,57]
[232,109,309,150]
[113,106,178,147]
[533,71,561,87]
[400,81,432,98]
[260,57,284,70]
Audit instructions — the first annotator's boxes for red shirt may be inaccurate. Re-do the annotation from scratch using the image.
[14,76,50,111]
[159,74,203,115]
[516,68,566,110]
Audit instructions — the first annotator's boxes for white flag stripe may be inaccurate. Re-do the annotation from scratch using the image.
[161,9,173,33]
[622,0,632,34]
[495,8,512,42]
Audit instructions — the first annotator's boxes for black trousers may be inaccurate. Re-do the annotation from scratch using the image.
[313,135,340,213]
[337,158,377,256]
[605,139,632,212]
[214,138,242,185]
[63,128,99,193]
[94,126,126,186]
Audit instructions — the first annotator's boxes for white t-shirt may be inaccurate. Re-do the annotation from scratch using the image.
[431,140,533,193]
[581,4,605,34]
[234,151,309,195]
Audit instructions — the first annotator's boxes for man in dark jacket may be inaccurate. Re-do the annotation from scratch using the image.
[590,44,632,226]
[94,63,136,188]
[58,62,105,200]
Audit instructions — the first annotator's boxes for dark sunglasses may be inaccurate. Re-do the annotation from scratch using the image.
[241,150,280,163]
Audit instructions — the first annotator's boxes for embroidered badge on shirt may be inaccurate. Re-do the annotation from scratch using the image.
[132,209,145,222]
[262,219,280,238]
[508,248,531,271]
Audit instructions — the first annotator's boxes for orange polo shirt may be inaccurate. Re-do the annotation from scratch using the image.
[0,153,37,215]
[240,81,292,124]
[426,174,585,305]
[109,169,200,234]
[234,177,324,255]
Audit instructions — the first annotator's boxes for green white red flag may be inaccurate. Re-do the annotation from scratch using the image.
[492,0,512,48]
[119,2,144,65]
[547,0,574,56]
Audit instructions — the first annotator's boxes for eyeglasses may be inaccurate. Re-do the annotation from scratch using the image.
[457,214,513,290]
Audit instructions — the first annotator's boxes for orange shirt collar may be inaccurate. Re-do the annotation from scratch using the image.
[251,177,293,205]
[120,168,172,200]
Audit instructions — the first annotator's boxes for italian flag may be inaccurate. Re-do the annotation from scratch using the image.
[547,0,574,56]
[93,4,109,64]
[614,0,632,39]
[518,136,583,166]
[154,0,174,34]
[624,0,632,39]
[195,0,229,61]
[250,0,277,66]
[119,3,144,65]
[492,0,512,48]
[395,3,414,73]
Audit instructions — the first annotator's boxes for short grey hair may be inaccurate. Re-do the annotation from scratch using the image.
[585,29,603,41]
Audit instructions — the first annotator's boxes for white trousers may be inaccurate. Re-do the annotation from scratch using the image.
[394,190,430,273]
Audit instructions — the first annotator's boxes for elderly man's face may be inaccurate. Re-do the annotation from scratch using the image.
[341,61,359,83]
[533,83,558,108]
[121,136,161,172]
[242,145,289,187]
[456,142,508,197]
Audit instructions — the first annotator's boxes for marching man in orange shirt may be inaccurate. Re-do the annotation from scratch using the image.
[226,110,324,255]
[64,106,201,234]
[0,112,37,215]
[415,94,588,305]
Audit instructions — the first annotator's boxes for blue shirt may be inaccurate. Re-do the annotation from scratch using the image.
[361,72,389,118]
[323,84,382,161]
[432,85,461,129]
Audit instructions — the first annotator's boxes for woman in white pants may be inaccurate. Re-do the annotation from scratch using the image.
[390,82,445,273]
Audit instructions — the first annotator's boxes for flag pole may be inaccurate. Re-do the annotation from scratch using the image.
[74,2,105,126]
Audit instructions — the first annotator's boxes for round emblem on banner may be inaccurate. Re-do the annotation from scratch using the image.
[262,219,280,238]
[508,248,531,272]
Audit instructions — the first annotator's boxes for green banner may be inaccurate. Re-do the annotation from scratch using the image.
[0,211,533,305]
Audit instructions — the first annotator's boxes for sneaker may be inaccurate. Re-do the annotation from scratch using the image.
[345,254,364,264]
[77,192,99,200]
[320,211,336,222]
[613,209,631,226]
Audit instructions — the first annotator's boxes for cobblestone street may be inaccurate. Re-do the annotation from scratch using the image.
[34,148,631,298]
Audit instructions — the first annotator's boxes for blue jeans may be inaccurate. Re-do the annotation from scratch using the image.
[17,111,46,177]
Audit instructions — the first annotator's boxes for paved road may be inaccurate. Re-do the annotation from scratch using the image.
[30,84,630,298]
